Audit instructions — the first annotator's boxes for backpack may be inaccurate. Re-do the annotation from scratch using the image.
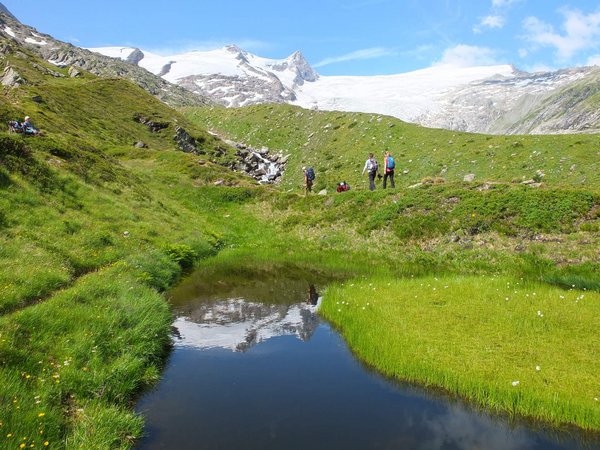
[387,156,395,170]
[306,167,315,181]
[370,158,378,173]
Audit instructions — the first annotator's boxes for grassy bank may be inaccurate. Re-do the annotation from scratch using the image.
[320,276,600,430]
[1,39,600,447]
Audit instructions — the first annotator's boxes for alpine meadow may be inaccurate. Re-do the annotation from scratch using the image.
[1,6,600,450]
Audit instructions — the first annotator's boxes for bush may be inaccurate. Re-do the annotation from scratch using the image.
[163,243,197,270]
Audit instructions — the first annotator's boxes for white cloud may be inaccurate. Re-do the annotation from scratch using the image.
[523,8,600,60]
[474,15,505,33]
[434,44,500,67]
[314,47,395,68]
[518,48,528,58]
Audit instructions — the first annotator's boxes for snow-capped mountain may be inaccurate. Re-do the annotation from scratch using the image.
[90,44,600,134]
[92,45,318,107]
[173,299,321,352]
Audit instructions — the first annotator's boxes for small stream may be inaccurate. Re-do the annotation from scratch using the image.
[135,273,600,450]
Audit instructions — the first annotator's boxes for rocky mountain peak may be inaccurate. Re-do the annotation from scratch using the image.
[288,50,319,83]
[0,2,17,21]
[224,44,249,62]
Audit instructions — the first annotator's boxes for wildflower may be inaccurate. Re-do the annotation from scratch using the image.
[38,413,45,417]
[511,380,520,386]
[44,442,49,447]
[535,365,541,372]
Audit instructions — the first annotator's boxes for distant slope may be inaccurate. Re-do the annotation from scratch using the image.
[0,9,207,107]
[187,104,600,192]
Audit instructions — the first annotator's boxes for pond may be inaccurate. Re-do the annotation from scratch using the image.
[135,272,600,450]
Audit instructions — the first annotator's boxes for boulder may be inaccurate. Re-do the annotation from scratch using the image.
[1,66,25,87]
[317,189,327,196]
[463,173,476,182]
[68,66,82,78]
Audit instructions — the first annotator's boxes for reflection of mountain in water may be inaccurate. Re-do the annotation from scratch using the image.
[173,298,321,352]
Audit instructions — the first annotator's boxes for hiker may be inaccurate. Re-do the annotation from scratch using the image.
[7,120,23,133]
[361,152,379,191]
[303,166,315,194]
[22,116,40,135]
[336,181,350,192]
[383,151,396,189]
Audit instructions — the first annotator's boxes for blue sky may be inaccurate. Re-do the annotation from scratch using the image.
[3,0,600,75]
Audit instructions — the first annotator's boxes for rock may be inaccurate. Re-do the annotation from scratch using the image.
[133,141,148,148]
[197,160,206,165]
[1,66,25,87]
[174,126,206,154]
[68,66,82,78]
[31,95,43,103]
[317,189,327,196]
[135,115,169,133]
[126,48,145,65]
[408,182,423,189]
[463,173,476,182]
[214,179,225,186]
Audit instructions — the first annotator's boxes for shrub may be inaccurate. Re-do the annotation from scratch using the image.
[163,243,197,270]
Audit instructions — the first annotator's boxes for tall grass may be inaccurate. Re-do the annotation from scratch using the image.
[320,276,600,429]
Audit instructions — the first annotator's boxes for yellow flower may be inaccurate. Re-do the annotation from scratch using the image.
[44,442,49,447]
[38,413,45,417]
[20,444,26,449]
[6,433,13,437]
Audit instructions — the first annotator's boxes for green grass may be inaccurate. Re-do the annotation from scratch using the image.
[1,36,600,447]
[186,104,600,193]
[320,276,600,429]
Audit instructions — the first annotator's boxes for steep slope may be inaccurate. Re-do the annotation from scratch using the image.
[0,7,207,107]
[505,68,600,134]
[0,34,261,449]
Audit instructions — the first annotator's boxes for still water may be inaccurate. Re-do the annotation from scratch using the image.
[135,274,600,450]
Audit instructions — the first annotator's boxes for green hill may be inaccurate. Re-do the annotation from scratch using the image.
[187,103,600,193]
[1,38,600,448]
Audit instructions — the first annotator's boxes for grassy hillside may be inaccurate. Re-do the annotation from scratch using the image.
[1,40,600,448]
[187,104,600,193]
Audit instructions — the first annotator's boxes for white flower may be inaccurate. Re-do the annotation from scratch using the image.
[535,365,541,372]
[512,381,520,386]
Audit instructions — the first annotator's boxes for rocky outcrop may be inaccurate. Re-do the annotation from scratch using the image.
[135,115,169,133]
[126,48,144,66]
[231,142,288,184]
[0,11,209,108]
[1,65,25,87]
[173,126,206,155]
[67,66,82,78]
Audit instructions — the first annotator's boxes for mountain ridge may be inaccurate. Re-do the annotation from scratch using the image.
[91,44,600,135]
[0,6,210,107]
